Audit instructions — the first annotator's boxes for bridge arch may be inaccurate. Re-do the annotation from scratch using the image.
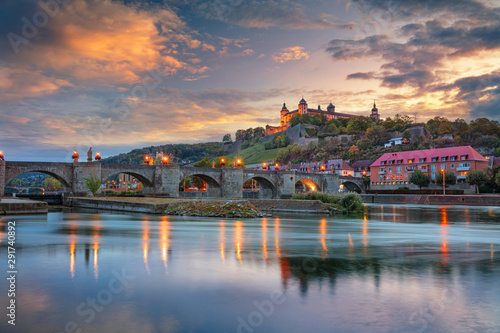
[101,171,154,193]
[295,178,320,192]
[179,173,222,197]
[340,180,363,193]
[243,176,278,199]
[5,170,72,191]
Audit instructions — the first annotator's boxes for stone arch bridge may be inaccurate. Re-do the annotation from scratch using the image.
[0,161,365,200]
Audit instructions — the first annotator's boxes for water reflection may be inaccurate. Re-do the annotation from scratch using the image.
[219,220,225,264]
[235,220,243,263]
[160,216,170,271]
[1,205,499,333]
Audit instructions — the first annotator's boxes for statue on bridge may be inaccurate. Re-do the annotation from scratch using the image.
[87,147,93,162]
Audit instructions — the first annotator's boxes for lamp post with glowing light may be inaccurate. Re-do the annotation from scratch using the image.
[95,152,101,161]
[274,163,279,171]
[220,158,226,168]
[0,150,4,161]
[72,150,79,163]
[162,156,169,165]
[339,184,344,193]
[262,162,267,171]
[235,159,242,168]
[441,169,445,195]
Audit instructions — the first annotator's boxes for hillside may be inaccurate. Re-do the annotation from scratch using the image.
[101,142,222,165]
[225,142,281,165]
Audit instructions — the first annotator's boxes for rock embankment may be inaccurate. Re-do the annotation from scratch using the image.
[166,201,265,218]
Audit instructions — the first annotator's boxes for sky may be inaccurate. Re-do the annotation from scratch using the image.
[1,0,500,161]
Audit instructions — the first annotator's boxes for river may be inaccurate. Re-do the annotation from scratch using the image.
[1,204,499,333]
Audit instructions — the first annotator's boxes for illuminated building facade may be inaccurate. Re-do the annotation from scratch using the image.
[265,98,380,135]
[369,146,489,189]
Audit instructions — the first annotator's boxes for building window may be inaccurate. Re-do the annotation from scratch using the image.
[450,156,457,161]
[381,161,386,165]
[389,167,392,173]
[461,155,467,160]
[431,165,436,172]
[419,158,426,163]
[432,157,438,162]
[451,164,455,169]
[441,164,446,170]
[408,159,414,163]
[397,167,401,173]
[389,160,394,165]
[441,156,448,161]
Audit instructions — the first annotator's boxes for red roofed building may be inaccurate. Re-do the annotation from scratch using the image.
[370,146,488,189]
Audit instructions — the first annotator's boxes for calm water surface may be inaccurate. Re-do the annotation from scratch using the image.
[1,204,500,333]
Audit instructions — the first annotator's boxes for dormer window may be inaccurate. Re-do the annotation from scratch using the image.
[432,157,438,162]
[408,159,414,164]
[460,155,468,160]
[381,161,386,165]
[419,158,426,163]
[450,156,457,161]
[441,156,448,161]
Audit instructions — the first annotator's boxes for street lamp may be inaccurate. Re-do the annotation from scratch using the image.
[0,150,4,160]
[236,159,242,167]
[441,169,445,195]
[95,152,102,161]
[220,158,226,167]
[162,156,169,165]
[72,150,79,162]
[262,162,267,170]
[274,163,279,171]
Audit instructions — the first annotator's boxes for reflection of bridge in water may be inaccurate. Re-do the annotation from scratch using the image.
[0,161,365,199]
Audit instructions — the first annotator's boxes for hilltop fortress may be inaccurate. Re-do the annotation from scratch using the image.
[265,98,380,135]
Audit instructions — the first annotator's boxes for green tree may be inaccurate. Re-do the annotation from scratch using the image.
[44,177,62,191]
[495,172,500,188]
[356,138,372,150]
[291,114,301,126]
[222,133,232,143]
[402,129,412,141]
[435,171,457,187]
[466,170,489,194]
[83,173,102,197]
[409,170,430,189]
[366,126,389,146]
[193,157,212,168]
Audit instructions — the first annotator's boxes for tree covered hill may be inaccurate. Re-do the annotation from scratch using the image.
[100,142,222,165]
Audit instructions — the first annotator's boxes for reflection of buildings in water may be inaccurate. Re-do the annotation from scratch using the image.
[235,221,243,264]
[492,244,495,262]
[160,216,170,271]
[219,220,225,264]
[280,257,291,288]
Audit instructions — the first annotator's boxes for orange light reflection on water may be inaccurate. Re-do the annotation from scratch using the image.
[160,216,170,271]
[235,221,243,264]
[440,207,449,265]
[320,218,328,256]
[143,217,150,273]
[275,218,281,258]
[262,218,268,261]
[220,220,225,264]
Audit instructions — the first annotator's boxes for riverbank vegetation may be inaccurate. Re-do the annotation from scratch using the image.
[292,192,366,215]
[166,201,263,218]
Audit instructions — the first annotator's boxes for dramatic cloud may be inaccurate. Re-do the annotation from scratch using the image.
[190,0,356,30]
[328,0,500,120]
[272,46,309,63]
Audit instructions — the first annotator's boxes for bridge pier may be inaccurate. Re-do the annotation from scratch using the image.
[154,165,180,197]
[277,171,296,198]
[321,175,341,195]
[0,160,5,201]
[221,168,243,198]
[72,162,102,196]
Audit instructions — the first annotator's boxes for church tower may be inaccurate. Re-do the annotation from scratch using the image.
[298,97,308,115]
[280,103,288,126]
[370,101,380,121]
